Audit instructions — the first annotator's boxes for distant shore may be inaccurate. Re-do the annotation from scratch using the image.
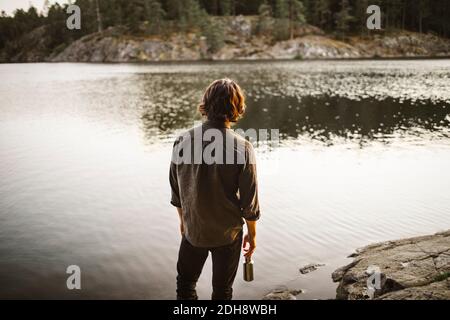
[3,55,450,65]
[2,16,450,64]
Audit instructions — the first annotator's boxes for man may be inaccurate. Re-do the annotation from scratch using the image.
[169,78,260,300]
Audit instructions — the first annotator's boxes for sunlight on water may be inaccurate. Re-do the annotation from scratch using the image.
[0,61,449,299]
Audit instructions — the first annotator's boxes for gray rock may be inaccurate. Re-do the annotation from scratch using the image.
[332,259,361,282]
[332,230,450,300]
[379,280,450,300]
[299,263,325,274]
[230,15,252,38]
[262,286,303,300]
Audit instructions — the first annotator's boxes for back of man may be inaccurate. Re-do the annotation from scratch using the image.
[169,79,260,300]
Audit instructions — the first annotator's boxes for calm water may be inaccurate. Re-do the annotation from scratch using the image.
[0,60,450,299]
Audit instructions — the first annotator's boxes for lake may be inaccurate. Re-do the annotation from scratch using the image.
[0,60,449,299]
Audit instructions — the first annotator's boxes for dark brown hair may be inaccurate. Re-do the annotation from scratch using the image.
[199,78,246,123]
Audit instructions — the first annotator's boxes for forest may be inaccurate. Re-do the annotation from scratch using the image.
[1,0,450,57]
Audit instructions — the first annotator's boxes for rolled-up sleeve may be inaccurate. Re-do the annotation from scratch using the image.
[169,139,182,208]
[238,142,260,221]
[169,162,181,208]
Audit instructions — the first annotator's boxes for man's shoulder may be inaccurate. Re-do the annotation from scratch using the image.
[232,131,255,151]
[173,125,200,143]
[173,124,254,150]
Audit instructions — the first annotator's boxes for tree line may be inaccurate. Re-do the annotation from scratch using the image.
[1,0,449,56]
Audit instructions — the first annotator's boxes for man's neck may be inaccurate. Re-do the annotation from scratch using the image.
[205,119,232,129]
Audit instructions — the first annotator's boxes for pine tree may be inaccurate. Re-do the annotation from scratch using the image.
[46,3,70,46]
[315,0,331,30]
[298,0,330,30]
[125,0,146,32]
[385,0,403,29]
[201,17,225,53]
[95,0,103,32]
[354,0,369,34]
[179,0,207,30]
[257,0,272,35]
[73,0,101,36]
[220,0,232,16]
[144,0,165,33]
[208,0,219,15]
[417,0,431,33]
[334,0,353,37]
[288,0,306,39]
[165,0,182,20]
[275,0,289,19]
[273,0,306,40]
[273,0,289,40]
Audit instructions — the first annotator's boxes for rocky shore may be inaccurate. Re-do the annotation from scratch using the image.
[2,16,450,63]
[51,28,450,63]
[332,230,450,300]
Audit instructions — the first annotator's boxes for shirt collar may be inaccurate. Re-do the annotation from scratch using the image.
[204,119,231,129]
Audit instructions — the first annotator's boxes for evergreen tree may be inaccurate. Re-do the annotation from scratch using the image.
[179,0,208,30]
[274,0,290,40]
[74,0,99,36]
[314,0,331,30]
[274,0,289,18]
[201,17,225,53]
[417,0,431,33]
[273,0,306,40]
[288,0,306,39]
[353,0,369,34]
[95,0,103,32]
[385,0,403,29]
[125,0,146,32]
[165,0,182,20]
[334,0,353,36]
[46,3,70,47]
[145,0,166,33]
[256,0,272,35]
[220,0,232,16]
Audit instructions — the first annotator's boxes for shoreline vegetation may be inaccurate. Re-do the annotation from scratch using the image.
[1,1,450,63]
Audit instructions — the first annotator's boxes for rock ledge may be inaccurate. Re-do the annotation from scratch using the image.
[332,230,450,300]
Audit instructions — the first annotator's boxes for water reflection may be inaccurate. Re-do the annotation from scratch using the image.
[139,82,450,146]
[134,60,450,146]
[140,76,201,137]
[239,96,450,144]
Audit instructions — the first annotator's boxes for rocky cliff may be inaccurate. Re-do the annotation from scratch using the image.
[332,230,450,300]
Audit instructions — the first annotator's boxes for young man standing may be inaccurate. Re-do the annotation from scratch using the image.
[169,79,260,300]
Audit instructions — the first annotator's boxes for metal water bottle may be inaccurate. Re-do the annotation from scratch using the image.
[243,256,254,282]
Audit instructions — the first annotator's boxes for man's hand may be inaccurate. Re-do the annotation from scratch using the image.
[179,222,185,236]
[243,234,256,258]
[176,207,184,236]
[243,219,257,258]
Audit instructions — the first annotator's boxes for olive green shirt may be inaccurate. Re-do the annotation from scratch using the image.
[169,120,260,248]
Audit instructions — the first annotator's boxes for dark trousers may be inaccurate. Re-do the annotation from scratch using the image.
[176,232,243,300]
